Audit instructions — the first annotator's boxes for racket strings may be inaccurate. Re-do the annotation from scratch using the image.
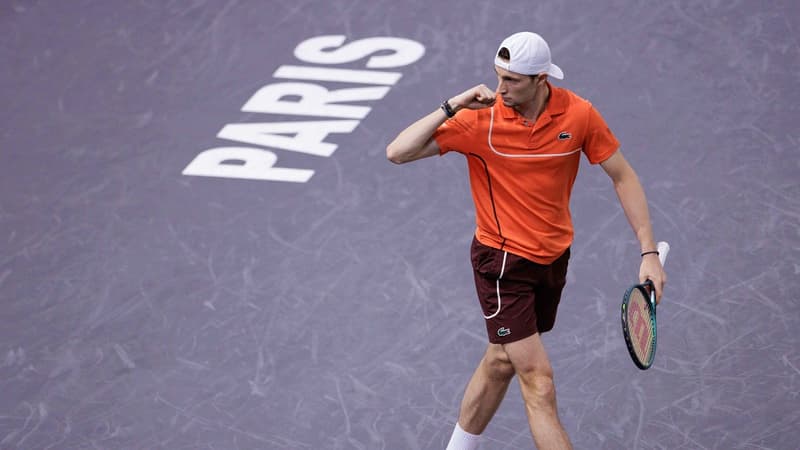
[627,289,654,361]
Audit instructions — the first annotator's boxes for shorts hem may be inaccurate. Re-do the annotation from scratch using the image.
[487,327,539,345]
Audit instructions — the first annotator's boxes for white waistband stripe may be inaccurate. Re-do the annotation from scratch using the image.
[483,251,508,320]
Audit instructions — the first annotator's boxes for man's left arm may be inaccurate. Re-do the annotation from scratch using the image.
[600,151,667,303]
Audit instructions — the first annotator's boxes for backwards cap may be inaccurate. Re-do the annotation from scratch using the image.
[494,32,564,79]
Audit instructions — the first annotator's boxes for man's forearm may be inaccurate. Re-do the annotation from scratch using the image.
[614,171,657,252]
[386,107,448,164]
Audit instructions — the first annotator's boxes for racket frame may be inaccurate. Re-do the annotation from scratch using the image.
[621,280,657,370]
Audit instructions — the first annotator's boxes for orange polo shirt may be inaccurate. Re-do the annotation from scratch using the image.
[433,83,619,264]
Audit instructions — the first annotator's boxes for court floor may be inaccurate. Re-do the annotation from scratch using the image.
[1,1,798,448]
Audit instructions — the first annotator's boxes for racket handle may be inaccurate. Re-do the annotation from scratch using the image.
[657,241,670,266]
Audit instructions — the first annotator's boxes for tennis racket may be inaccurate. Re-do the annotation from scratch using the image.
[620,241,670,370]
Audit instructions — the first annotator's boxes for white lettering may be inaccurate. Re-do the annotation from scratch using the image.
[182,147,313,183]
[273,65,402,85]
[242,82,390,119]
[184,35,427,183]
[217,120,359,157]
[294,35,425,68]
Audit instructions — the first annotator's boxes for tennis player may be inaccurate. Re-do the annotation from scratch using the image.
[386,32,666,449]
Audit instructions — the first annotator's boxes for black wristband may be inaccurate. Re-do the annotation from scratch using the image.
[441,100,456,118]
[641,250,659,257]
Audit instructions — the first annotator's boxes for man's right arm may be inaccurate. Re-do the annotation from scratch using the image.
[386,84,496,164]
[385,107,449,164]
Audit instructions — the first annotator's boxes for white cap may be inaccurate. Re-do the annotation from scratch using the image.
[494,32,564,79]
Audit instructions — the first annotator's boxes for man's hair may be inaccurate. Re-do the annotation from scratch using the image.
[497,47,510,61]
[497,47,539,80]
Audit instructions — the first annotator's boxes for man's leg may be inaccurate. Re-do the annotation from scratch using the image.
[503,333,572,450]
[446,343,515,449]
[457,343,516,434]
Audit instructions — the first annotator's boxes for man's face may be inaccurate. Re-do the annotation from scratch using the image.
[494,66,540,107]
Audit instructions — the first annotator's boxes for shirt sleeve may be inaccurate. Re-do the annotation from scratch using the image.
[583,105,620,164]
[433,108,478,156]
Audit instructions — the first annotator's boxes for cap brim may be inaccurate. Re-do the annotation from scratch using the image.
[548,63,564,80]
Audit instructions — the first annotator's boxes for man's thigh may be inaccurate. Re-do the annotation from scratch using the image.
[502,332,554,377]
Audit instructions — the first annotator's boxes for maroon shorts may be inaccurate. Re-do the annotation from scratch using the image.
[470,236,570,344]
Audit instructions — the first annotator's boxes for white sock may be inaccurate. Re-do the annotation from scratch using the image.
[445,422,481,450]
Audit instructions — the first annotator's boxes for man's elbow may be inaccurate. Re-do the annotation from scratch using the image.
[386,144,408,165]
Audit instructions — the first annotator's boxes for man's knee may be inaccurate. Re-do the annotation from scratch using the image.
[483,346,515,381]
[502,334,559,409]
[512,354,557,405]
[518,371,558,408]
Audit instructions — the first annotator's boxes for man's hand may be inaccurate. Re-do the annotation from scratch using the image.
[640,254,666,304]
[449,84,496,112]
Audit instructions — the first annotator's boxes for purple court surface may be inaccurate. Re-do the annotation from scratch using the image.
[2,1,798,449]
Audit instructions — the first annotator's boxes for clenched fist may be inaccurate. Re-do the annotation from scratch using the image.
[449,84,496,112]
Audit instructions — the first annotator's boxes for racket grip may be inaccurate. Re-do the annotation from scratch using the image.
[657,241,670,266]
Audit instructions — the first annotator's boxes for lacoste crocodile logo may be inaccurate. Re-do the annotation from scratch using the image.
[558,131,572,140]
[497,327,512,337]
